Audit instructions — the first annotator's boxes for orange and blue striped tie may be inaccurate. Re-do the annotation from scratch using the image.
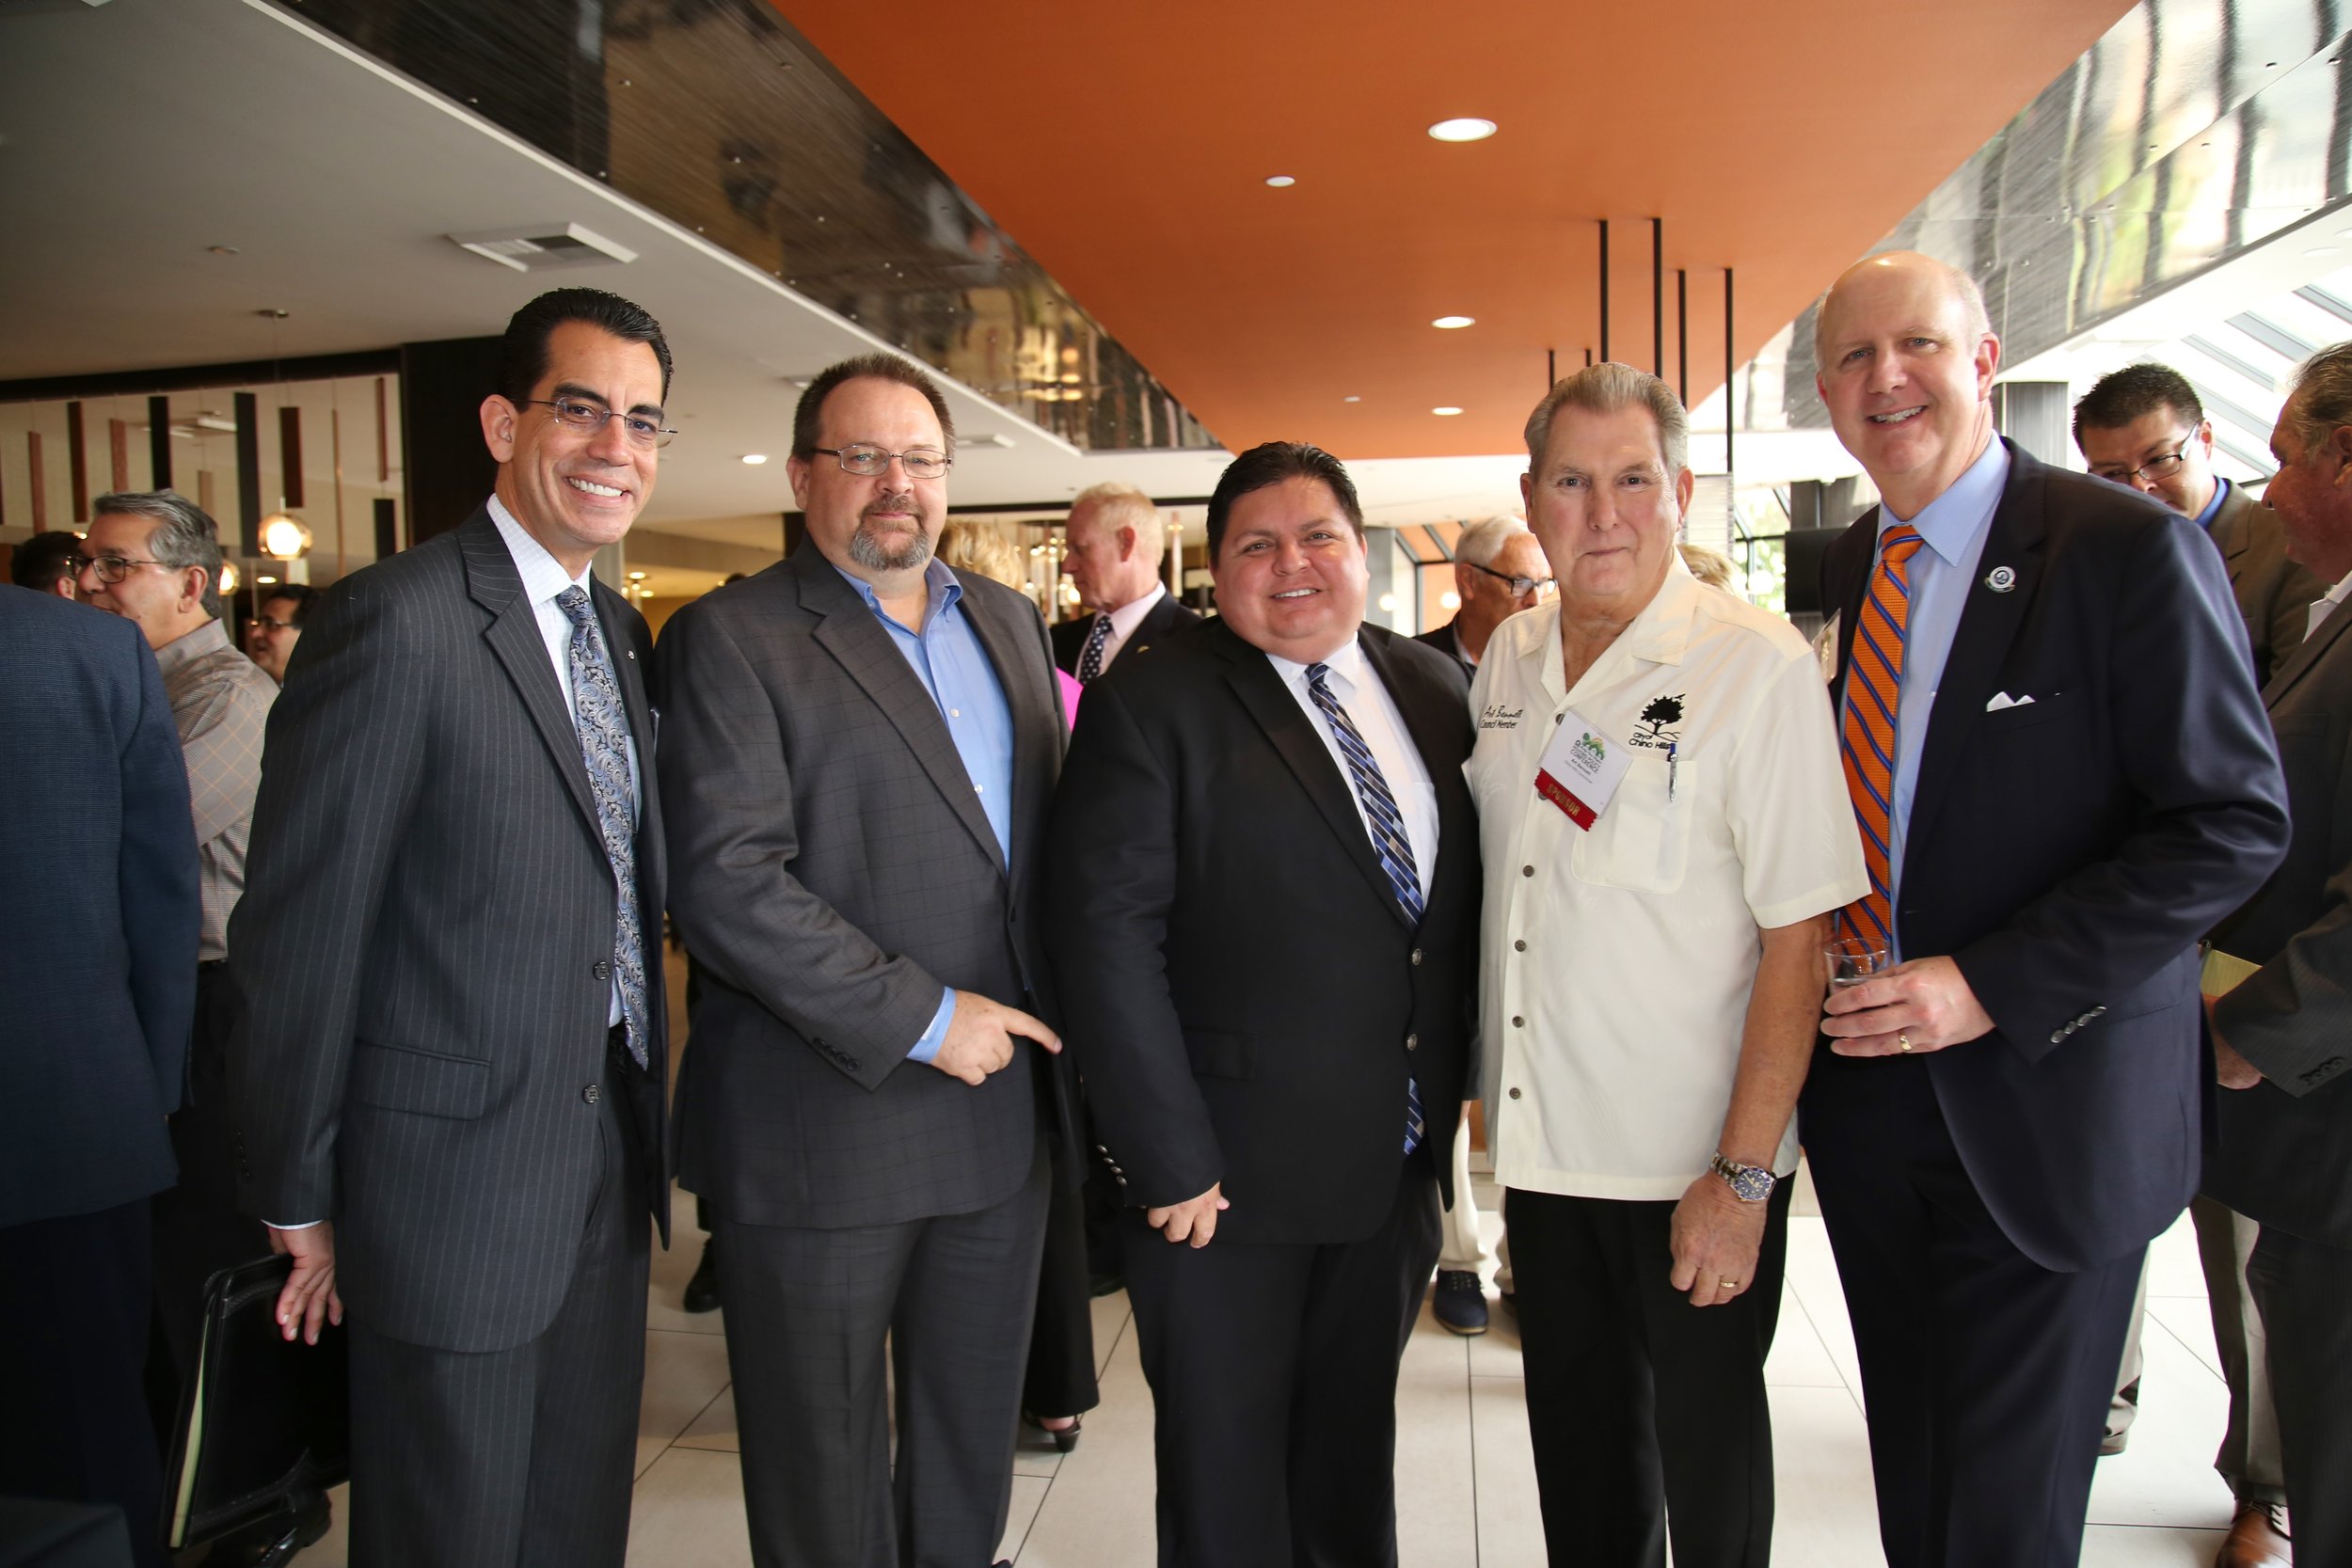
[1839,524,1926,948]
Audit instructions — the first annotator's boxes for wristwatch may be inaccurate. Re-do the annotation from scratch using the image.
[1708,1151,1778,1203]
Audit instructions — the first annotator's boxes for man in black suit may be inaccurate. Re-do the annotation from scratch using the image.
[1807,251,2291,1568]
[229,288,673,1567]
[1411,513,1550,676]
[1046,441,1479,1568]
[656,354,1074,1568]
[0,585,198,1568]
[2203,341,2352,1568]
[1050,480,1199,682]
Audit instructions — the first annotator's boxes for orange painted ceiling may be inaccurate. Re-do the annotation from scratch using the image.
[772,0,2133,460]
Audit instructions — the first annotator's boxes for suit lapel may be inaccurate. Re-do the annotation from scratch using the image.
[797,548,1007,876]
[956,570,1061,895]
[1827,510,1877,704]
[1901,442,2048,868]
[593,579,666,902]
[2210,485,2254,578]
[462,513,600,842]
[1360,628,1462,924]
[2262,596,2352,707]
[1218,623,1410,922]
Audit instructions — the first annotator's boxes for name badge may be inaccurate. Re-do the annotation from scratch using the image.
[1534,709,1632,832]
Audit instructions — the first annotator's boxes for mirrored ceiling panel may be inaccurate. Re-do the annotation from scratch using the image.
[288,0,1219,451]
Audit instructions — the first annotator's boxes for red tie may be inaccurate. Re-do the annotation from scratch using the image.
[1839,524,1926,948]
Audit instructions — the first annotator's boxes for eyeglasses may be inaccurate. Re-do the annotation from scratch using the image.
[247,614,298,632]
[1469,561,1556,598]
[69,552,170,584]
[521,398,675,450]
[811,444,954,480]
[2090,437,2196,486]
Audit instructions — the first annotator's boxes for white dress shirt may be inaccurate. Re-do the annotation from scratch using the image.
[1091,582,1169,673]
[2307,567,2352,641]
[1264,638,1438,902]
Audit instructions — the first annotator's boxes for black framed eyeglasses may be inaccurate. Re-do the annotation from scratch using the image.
[69,552,170,584]
[1469,561,1556,598]
[811,444,954,480]
[2090,436,2195,486]
[521,398,675,450]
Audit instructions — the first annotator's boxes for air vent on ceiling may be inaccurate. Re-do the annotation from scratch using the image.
[955,433,1015,450]
[447,223,637,273]
[0,0,115,14]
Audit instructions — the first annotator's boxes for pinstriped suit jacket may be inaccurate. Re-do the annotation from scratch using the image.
[654,542,1075,1230]
[228,506,670,1354]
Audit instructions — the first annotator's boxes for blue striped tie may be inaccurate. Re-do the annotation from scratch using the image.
[1307,662,1426,1155]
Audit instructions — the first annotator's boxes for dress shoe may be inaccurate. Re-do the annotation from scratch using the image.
[2215,1501,2292,1567]
[1022,1409,1083,1453]
[195,1490,330,1567]
[682,1239,721,1314]
[1431,1270,1489,1336]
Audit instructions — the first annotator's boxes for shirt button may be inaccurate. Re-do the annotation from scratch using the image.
[1512,1016,1524,1028]
[951,707,961,717]
[1522,864,1535,878]
[593,960,611,981]
[582,1085,600,1104]
[1514,940,1527,952]
[1410,948,1423,966]
[1508,1086,1522,1100]
[975,784,984,793]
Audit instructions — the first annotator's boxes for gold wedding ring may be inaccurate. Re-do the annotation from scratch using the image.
[1897,1033,1913,1053]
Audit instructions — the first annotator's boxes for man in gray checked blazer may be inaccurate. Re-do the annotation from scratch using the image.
[656,353,1077,1568]
[228,289,673,1568]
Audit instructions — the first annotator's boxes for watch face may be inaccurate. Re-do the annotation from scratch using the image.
[1731,1166,1774,1202]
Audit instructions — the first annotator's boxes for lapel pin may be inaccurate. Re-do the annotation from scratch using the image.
[1984,565,2017,594]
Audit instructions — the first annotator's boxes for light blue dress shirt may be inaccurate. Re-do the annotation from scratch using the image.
[2192,477,2231,531]
[1861,437,2010,957]
[834,557,1017,1061]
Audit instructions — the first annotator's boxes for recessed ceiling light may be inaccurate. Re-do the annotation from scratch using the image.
[1428,118,1498,143]
[1264,175,1296,188]
[1432,406,1464,417]
[1432,315,1475,329]
[1343,395,1362,403]
[740,453,769,465]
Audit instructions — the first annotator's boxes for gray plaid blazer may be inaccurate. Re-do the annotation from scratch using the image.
[655,542,1075,1228]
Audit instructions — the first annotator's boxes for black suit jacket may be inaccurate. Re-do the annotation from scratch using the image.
[1050,592,1200,677]
[1812,441,2290,1272]
[2205,597,2352,1248]
[229,506,671,1354]
[1045,617,1480,1245]
[1410,623,1474,679]
[655,543,1078,1229]
[0,587,199,1228]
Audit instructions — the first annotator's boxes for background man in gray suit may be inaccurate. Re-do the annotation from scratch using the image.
[2204,341,2352,1568]
[656,353,1073,1568]
[229,288,674,1568]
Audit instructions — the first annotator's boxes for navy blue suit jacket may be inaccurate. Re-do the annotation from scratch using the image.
[1809,442,2291,1271]
[0,585,199,1228]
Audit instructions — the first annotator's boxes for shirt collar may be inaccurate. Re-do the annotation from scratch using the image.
[153,614,232,678]
[1267,631,1368,697]
[2324,567,2352,610]
[834,553,961,633]
[1526,550,1702,702]
[1105,581,1166,641]
[1883,436,2010,567]
[2192,477,2231,531]
[487,494,596,607]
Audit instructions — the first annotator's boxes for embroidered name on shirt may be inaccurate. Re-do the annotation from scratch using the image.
[1480,703,1526,730]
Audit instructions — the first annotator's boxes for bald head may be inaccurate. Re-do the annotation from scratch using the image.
[1813,250,2001,519]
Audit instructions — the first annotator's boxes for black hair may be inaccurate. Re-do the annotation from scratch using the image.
[2073,363,2203,448]
[1204,441,1364,556]
[9,530,82,594]
[791,354,956,458]
[497,288,674,407]
[260,581,321,626]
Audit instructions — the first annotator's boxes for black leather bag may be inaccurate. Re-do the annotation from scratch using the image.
[159,1254,349,1552]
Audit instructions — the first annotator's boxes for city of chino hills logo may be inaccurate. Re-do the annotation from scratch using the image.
[1627,693,1686,752]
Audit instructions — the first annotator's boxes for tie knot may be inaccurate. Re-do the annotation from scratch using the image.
[1306,661,1332,693]
[555,584,596,626]
[1880,524,1926,563]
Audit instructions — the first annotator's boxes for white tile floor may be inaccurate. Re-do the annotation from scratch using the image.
[291,1162,2246,1567]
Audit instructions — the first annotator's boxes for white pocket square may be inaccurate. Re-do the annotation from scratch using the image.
[1985,691,2036,712]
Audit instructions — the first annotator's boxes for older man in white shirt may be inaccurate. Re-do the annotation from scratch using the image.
[1470,363,1865,1568]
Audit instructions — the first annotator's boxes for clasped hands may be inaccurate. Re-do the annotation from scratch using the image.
[1819,954,1994,1056]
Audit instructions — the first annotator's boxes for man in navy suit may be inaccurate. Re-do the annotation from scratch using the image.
[0,585,199,1568]
[1805,252,2291,1568]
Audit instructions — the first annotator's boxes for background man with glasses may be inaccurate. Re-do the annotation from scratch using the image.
[2075,363,2322,687]
[229,288,674,1567]
[656,353,1075,1568]
[245,582,316,686]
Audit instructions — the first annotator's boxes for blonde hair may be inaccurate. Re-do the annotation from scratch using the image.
[936,521,1025,592]
[1677,543,1737,592]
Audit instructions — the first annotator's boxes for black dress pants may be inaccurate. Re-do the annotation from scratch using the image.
[2246,1225,2352,1566]
[1801,1051,2143,1568]
[1021,1164,1100,1418]
[1505,1183,1790,1568]
[1120,1159,1441,1568]
[0,1197,167,1568]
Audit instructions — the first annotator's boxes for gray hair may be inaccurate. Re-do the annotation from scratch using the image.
[1524,361,1689,478]
[2286,341,2352,457]
[93,489,224,619]
[1069,481,1166,562]
[1454,515,1530,569]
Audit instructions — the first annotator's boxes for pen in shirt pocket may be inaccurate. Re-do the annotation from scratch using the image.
[1666,740,1678,801]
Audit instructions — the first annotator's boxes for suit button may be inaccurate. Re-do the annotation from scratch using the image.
[1410,948,1423,966]
[593,960,611,981]
[2091,1006,2106,1017]
[1405,1033,1419,1051]
[583,1085,600,1104]
[1508,1086,1522,1100]
[1094,1144,1108,1155]
[2049,1031,2065,1044]
[1514,940,1527,952]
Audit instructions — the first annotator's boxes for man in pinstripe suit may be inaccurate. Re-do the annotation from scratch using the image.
[227,288,673,1568]
[656,354,1076,1568]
